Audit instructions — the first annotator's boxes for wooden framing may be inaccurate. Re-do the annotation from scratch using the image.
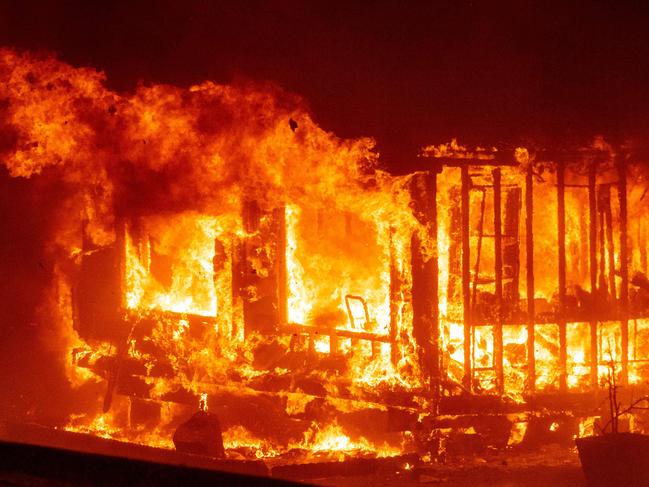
[389,226,401,366]
[461,165,472,390]
[274,206,288,326]
[525,164,536,392]
[618,157,629,384]
[588,163,599,388]
[95,146,648,415]
[557,160,568,392]
[493,168,504,393]
[410,171,440,392]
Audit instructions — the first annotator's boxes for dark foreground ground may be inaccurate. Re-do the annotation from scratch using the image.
[0,424,586,486]
[317,446,585,486]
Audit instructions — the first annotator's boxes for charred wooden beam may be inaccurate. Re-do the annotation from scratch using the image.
[640,222,648,275]
[77,217,125,343]
[579,197,589,283]
[425,155,519,167]
[389,226,401,366]
[238,199,282,336]
[371,340,381,359]
[214,237,234,338]
[242,199,261,233]
[329,332,339,356]
[471,189,486,313]
[410,147,647,177]
[602,187,617,307]
[557,161,568,392]
[410,172,440,392]
[525,164,536,393]
[588,165,598,389]
[618,157,629,384]
[598,190,607,296]
[307,333,316,357]
[116,217,127,310]
[231,235,244,340]
[447,187,462,313]
[503,187,521,309]
[461,165,472,391]
[274,206,288,326]
[493,168,504,393]
[95,217,134,413]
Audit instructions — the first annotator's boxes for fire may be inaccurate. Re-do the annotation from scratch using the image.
[125,215,222,317]
[298,420,402,460]
[507,421,528,446]
[3,47,649,466]
[223,426,280,459]
[578,417,599,438]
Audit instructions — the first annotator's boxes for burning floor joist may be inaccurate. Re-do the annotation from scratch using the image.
[3,47,649,483]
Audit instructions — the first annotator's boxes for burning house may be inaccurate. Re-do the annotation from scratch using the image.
[1,16,649,482]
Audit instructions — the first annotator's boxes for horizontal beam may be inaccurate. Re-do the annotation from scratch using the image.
[281,323,391,343]
[426,157,519,167]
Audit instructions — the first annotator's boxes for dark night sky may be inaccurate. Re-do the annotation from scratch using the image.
[2,0,649,171]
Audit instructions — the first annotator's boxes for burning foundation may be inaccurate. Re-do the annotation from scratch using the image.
[3,48,649,473]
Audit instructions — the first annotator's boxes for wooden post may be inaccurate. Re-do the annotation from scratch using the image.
[588,164,599,388]
[214,237,233,337]
[389,226,401,367]
[330,332,339,356]
[231,234,244,341]
[579,198,590,284]
[239,199,282,337]
[461,166,472,391]
[103,217,131,413]
[308,332,315,356]
[345,213,361,352]
[240,199,260,338]
[503,188,522,310]
[274,206,288,326]
[371,340,381,359]
[618,157,629,384]
[471,189,486,309]
[448,187,462,307]
[493,168,504,393]
[639,222,648,275]
[116,217,127,311]
[603,186,617,306]
[557,161,568,392]
[598,192,607,295]
[410,172,440,392]
[525,165,536,393]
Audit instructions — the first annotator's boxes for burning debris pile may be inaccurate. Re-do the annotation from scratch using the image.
[3,48,649,470]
